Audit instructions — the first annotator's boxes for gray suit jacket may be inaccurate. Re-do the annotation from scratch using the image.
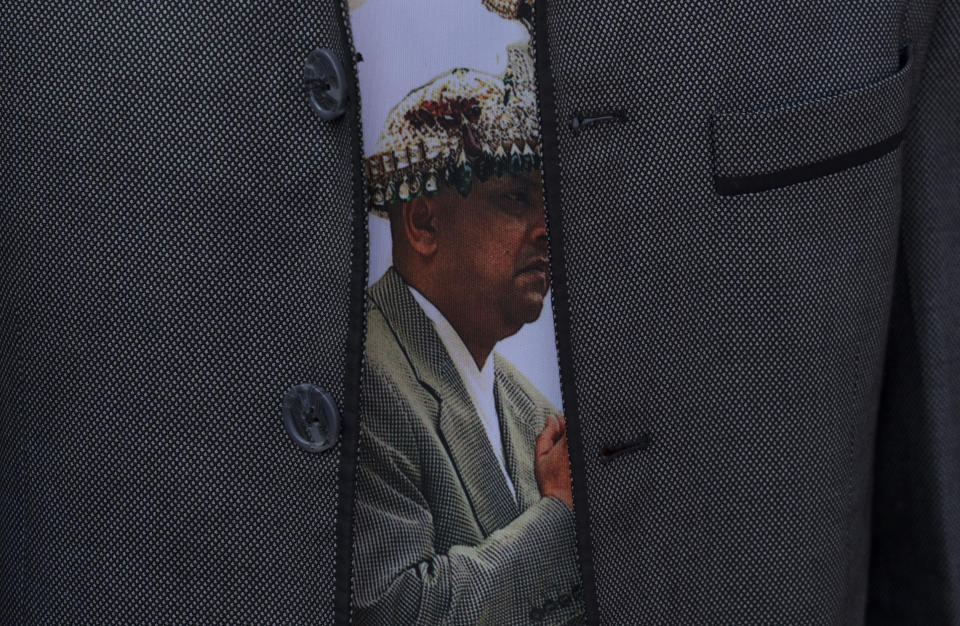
[352,266,583,625]
[5,1,960,625]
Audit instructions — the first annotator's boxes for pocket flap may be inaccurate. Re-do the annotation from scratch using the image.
[710,42,914,195]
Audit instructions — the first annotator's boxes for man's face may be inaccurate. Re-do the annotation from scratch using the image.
[435,169,549,339]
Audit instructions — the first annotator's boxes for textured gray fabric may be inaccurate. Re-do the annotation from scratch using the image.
[711,49,913,178]
[535,0,958,624]
[3,0,959,624]
[2,1,362,624]
[869,0,960,623]
[352,266,582,625]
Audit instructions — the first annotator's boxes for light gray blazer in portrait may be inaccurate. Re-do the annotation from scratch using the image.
[351,265,583,626]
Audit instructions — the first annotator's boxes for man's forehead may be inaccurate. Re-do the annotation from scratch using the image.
[486,172,542,191]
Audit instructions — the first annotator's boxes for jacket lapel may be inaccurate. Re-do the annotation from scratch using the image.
[436,374,520,535]
[367,266,519,536]
[494,356,543,513]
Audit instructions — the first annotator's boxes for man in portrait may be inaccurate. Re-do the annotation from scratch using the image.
[351,57,584,625]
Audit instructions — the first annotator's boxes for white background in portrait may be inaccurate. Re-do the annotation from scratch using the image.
[350,0,564,410]
[349,0,529,157]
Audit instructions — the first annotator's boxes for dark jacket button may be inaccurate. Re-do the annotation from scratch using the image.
[303,47,349,120]
[282,383,340,452]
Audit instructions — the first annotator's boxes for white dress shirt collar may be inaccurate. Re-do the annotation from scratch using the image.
[407,283,517,501]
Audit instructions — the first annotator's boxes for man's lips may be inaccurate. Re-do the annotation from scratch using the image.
[516,258,550,277]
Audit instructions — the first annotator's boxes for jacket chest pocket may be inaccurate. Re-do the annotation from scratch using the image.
[709,42,914,196]
[702,42,916,361]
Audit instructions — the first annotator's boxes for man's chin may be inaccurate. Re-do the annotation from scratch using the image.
[516,292,547,324]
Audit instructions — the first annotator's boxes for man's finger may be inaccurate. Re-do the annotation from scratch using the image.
[535,426,552,459]
[541,414,560,438]
[547,414,564,443]
[547,413,559,432]
[537,415,562,457]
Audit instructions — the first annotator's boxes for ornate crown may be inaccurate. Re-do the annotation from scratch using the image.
[364,44,541,217]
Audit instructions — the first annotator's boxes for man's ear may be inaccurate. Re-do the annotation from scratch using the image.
[401,195,441,258]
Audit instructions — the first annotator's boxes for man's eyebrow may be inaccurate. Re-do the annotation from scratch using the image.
[487,177,540,198]
[505,178,539,191]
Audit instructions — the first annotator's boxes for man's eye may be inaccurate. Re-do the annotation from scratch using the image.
[503,190,530,204]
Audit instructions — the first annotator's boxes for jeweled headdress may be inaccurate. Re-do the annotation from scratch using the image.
[364,43,540,217]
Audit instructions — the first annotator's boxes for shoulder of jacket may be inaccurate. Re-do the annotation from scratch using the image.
[362,301,439,433]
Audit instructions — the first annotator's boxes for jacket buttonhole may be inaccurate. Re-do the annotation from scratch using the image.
[568,108,628,131]
[600,433,652,462]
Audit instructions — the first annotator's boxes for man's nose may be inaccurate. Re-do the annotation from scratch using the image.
[529,208,548,246]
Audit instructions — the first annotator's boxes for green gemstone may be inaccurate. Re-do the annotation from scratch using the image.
[493,155,506,177]
[454,162,473,196]
[522,143,535,171]
[508,153,523,176]
[474,158,488,182]
[493,144,508,177]
[476,146,494,182]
